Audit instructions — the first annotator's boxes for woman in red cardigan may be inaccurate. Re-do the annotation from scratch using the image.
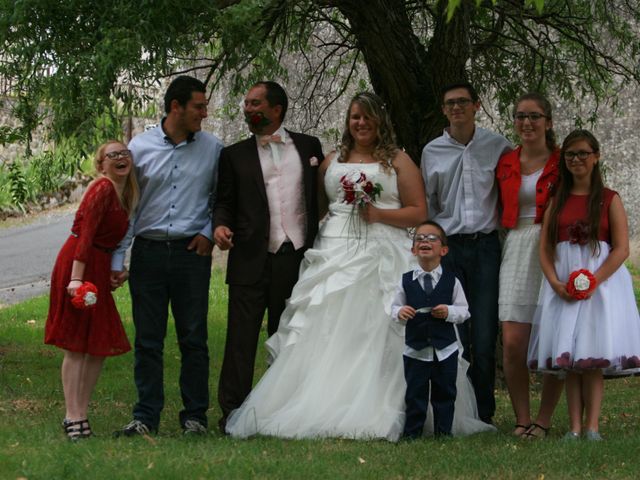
[496,93,564,438]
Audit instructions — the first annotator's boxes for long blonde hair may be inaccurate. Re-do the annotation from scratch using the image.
[94,140,139,216]
[338,92,398,172]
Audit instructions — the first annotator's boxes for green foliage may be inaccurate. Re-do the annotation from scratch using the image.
[0,139,84,211]
[7,160,31,210]
[2,0,640,156]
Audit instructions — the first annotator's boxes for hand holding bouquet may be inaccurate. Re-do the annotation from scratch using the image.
[71,282,98,309]
[566,269,597,300]
[340,171,383,207]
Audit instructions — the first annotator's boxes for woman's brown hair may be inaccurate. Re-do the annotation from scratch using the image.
[546,129,603,256]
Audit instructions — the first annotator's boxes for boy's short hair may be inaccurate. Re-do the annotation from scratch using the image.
[441,82,479,104]
[413,220,448,246]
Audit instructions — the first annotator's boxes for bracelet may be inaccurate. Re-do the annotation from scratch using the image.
[70,278,83,282]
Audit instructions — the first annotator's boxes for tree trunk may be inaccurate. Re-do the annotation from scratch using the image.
[335,0,472,163]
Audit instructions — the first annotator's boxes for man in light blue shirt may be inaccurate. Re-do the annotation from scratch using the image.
[421,82,512,425]
[112,76,223,437]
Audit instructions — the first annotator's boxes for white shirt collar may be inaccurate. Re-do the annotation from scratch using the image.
[412,264,442,282]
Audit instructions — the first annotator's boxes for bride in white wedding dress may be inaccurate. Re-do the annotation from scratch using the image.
[226,92,495,440]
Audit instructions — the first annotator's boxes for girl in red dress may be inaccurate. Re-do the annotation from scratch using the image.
[45,141,139,440]
[529,130,640,441]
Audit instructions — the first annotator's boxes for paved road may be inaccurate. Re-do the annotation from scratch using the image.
[0,210,73,306]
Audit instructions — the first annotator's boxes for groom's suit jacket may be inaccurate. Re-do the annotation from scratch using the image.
[213,130,324,285]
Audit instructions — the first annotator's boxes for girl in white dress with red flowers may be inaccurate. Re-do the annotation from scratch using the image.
[528,129,640,441]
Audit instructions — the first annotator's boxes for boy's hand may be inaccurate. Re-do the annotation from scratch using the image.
[398,306,417,322]
[431,304,449,320]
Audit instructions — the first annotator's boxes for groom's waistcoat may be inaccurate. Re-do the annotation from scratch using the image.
[402,268,456,351]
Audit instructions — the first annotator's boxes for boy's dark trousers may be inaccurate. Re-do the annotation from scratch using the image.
[402,351,458,438]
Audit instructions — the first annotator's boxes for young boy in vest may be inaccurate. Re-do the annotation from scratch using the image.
[391,220,470,438]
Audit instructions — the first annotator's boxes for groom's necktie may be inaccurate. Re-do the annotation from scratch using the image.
[260,134,284,166]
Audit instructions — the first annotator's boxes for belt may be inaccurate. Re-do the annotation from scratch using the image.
[136,236,194,247]
[70,231,115,253]
[449,230,497,241]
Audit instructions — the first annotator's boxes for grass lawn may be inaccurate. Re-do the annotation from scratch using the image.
[1,267,639,479]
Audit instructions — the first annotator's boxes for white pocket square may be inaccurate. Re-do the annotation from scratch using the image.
[309,156,319,166]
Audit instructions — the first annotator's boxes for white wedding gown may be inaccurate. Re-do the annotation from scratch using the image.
[226,159,495,440]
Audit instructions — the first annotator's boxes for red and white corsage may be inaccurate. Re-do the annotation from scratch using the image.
[566,269,597,300]
[71,282,98,309]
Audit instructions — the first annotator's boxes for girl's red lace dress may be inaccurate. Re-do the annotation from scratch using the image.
[45,177,131,356]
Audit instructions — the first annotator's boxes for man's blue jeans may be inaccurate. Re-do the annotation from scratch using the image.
[443,231,500,422]
[128,237,211,430]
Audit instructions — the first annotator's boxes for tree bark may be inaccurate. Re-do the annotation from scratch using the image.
[332,0,472,163]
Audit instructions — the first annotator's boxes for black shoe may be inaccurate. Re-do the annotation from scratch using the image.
[480,416,494,426]
[113,419,156,438]
[183,419,207,436]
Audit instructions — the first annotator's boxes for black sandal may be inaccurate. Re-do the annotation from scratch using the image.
[81,419,92,438]
[513,424,530,437]
[62,419,91,440]
[524,423,549,439]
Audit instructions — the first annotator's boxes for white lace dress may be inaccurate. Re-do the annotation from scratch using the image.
[226,159,495,440]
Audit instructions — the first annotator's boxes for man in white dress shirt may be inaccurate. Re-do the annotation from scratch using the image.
[420,82,512,424]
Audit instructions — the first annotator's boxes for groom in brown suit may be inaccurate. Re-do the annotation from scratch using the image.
[214,81,324,432]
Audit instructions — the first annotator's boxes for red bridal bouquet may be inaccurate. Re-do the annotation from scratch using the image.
[340,170,383,207]
[566,269,597,300]
[71,282,98,309]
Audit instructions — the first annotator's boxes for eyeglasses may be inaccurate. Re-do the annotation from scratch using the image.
[564,150,594,161]
[443,98,473,109]
[414,233,442,243]
[514,112,547,122]
[105,149,132,160]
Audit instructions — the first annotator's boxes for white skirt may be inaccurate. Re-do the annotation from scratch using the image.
[528,241,640,377]
[498,220,543,323]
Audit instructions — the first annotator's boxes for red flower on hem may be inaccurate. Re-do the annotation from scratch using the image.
[566,269,597,300]
[71,282,98,310]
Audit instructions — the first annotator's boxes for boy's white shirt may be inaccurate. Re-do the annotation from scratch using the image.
[390,264,470,362]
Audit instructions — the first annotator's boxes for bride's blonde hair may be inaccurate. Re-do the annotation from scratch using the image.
[338,92,398,173]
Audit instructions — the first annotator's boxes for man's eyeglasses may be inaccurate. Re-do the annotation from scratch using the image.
[443,98,473,109]
[414,233,442,243]
[105,149,132,160]
[514,112,547,123]
[564,150,595,161]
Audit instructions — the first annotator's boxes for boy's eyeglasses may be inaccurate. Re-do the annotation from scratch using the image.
[415,233,442,243]
[443,98,473,109]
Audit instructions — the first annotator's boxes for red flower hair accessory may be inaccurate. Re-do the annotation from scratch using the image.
[71,282,98,309]
[566,269,597,300]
